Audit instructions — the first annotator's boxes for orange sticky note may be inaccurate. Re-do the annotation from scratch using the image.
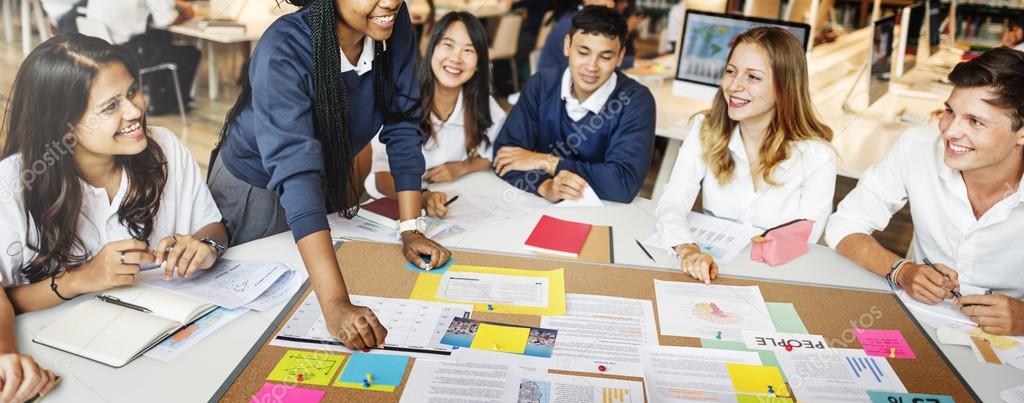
[469,323,529,354]
[726,363,789,397]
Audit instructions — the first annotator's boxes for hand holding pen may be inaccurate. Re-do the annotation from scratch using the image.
[897,258,960,305]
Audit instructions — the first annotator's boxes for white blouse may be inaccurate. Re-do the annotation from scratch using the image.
[655,115,838,249]
[0,127,223,287]
[364,91,507,198]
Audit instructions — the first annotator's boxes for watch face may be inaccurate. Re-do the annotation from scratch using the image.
[415,217,428,233]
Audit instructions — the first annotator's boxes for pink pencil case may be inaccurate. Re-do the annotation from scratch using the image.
[750,219,814,266]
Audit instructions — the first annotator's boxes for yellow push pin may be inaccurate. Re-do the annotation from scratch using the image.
[365,373,374,382]
[492,343,499,350]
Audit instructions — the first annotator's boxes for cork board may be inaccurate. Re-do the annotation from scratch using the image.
[216,241,978,402]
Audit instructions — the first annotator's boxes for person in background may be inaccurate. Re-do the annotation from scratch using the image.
[827,48,1024,336]
[655,27,836,284]
[41,0,86,34]
[210,0,451,350]
[494,6,655,204]
[0,35,228,313]
[1002,15,1024,52]
[85,0,199,116]
[511,0,553,82]
[365,12,506,218]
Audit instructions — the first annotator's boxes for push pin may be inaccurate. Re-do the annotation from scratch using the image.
[492,343,500,350]
[362,348,370,353]
[365,373,374,383]
[888,348,896,358]
[597,365,607,372]
[715,331,722,340]
[296,373,304,382]
[487,304,494,311]
[362,379,371,388]
[767,385,775,395]
[784,345,793,352]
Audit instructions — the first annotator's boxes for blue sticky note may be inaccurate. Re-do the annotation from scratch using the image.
[404,257,454,275]
[867,391,955,403]
[338,353,410,387]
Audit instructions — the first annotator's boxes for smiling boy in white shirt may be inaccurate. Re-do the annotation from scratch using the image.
[827,47,1024,336]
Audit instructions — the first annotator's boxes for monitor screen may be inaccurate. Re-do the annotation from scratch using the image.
[674,10,811,100]
[870,15,897,106]
[901,2,926,74]
[928,0,942,55]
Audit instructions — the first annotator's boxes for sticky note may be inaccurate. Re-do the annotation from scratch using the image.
[767,303,809,334]
[335,353,410,392]
[700,339,784,380]
[405,257,455,275]
[854,329,916,359]
[866,391,955,403]
[726,363,789,396]
[470,323,530,354]
[250,382,325,403]
[266,350,346,386]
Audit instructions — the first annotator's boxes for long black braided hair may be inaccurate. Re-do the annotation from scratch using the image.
[217,0,411,217]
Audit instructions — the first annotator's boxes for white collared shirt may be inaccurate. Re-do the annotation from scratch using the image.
[0,127,223,287]
[826,126,1024,298]
[560,68,618,122]
[340,35,375,76]
[86,0,178,44]
[1015,42,1024,52]
[364,91,507,198]
[655,114,838,248]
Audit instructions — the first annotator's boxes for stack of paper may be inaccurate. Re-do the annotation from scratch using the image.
[775,348,907,402]
[541,294,657,376]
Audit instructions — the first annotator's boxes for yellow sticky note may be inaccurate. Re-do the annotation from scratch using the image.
[726,363,789,397]
[470,323,530,354]
[409,265,566,316]
[266,350,346,386]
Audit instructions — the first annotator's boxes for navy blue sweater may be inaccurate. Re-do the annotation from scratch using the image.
[219,5,424,241]
[536,10,575,72]
[494,68,655,203]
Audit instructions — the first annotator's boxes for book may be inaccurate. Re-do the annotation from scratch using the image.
[358,198,400,229]
[524,215,593,258]
[33,285,217,368]
[578,225,614,264]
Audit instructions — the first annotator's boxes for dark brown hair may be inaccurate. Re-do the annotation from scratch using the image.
[418,12,494,155]
[0,34,167,283]
[948,47,1024,131]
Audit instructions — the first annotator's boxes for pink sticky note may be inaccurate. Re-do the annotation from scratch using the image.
[251,382,326,403]
[854,328,916,359]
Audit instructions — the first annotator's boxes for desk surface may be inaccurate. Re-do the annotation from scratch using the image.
[16,173,1021,402]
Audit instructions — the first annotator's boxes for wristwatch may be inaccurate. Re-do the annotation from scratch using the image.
[398,217,428,238]
[200,237,227,258]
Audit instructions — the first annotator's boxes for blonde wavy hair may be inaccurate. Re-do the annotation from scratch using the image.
[699,26,832,188]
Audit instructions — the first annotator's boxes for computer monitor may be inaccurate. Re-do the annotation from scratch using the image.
[927,0,942,55]
[673,10,811,101]
[895,2,925,77]
[869,15,897,106]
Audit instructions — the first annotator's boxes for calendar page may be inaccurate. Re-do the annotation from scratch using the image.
[271,294,472,357]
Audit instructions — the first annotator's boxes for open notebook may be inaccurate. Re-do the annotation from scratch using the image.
[33,285,216,368]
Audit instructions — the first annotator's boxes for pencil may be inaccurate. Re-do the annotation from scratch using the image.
[923,258,962,298]
[635,240,655,262]
[443,195,460,207]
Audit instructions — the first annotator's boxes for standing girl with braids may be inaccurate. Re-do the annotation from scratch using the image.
[208,0,450,350]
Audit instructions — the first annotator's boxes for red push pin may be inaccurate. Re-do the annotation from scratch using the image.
[784,345,793,352]
[362,348,370,353]
[296,373,304,382]
[598,365,607,372]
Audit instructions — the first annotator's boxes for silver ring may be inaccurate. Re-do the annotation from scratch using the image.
[119,252,125,265]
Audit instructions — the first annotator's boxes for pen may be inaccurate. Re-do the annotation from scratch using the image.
[923,258,962,298]
[96,295,152,313]
[635,240,655,262]
[443,195,460,207]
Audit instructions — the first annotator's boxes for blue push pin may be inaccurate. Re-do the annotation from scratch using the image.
[362,379,371,388]
[767,385,775,395]
[487,304,494,311]
[715,331,722,340]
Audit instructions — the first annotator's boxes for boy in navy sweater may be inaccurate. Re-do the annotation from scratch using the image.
[493,6,655,203]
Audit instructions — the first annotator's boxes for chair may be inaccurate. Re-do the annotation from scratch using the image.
[2,0,50,54]
[76,16,189,144]
[488,12,523,91]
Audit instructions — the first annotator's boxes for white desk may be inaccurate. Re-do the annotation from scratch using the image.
[16,172,1020,402]
[168,21,264,101]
